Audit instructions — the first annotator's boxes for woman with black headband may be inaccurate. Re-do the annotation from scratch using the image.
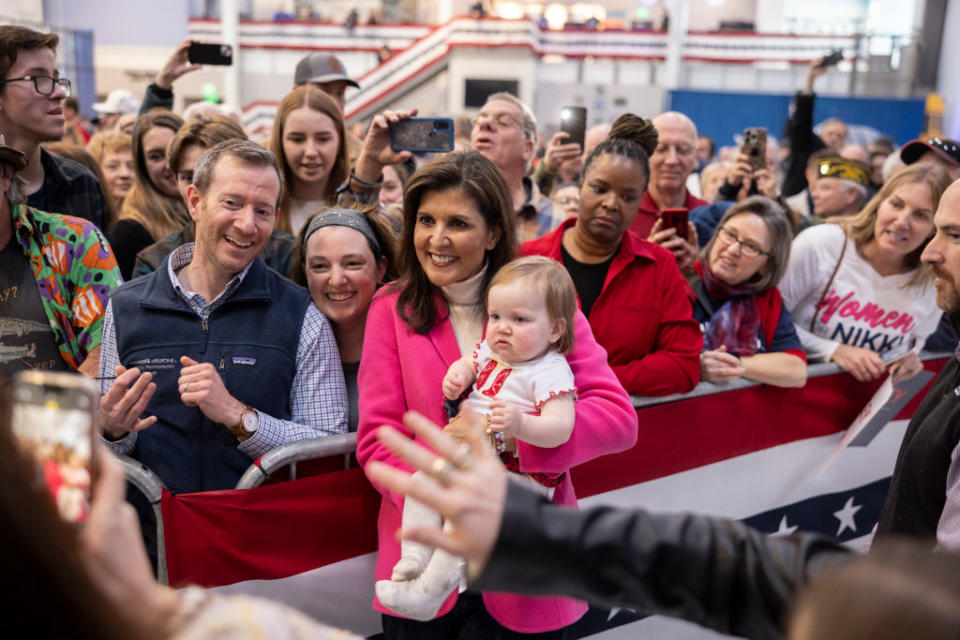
[291,207,397,431]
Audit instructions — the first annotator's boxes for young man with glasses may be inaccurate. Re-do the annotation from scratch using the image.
[0,26,109,233]
[469,92,558,240]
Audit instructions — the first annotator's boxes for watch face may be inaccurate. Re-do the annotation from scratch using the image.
[242,409,258,433]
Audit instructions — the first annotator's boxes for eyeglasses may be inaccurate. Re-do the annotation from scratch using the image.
[0,75,71,97]
[717,227,769,258]
[470,112,521,129]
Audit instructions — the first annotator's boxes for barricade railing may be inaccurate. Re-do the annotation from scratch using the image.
[235,432,358,489]
[119,455,168,585]
[122,352,948,588]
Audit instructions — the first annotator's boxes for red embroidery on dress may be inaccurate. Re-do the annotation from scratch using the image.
[475,359,498,389]
[482,367,512,397]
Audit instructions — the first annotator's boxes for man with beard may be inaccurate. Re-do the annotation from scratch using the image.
[874,179,960,548]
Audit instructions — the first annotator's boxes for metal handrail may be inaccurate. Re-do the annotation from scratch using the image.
[118,455,168,586]
[235,432,358,489]
[630,350,949,408]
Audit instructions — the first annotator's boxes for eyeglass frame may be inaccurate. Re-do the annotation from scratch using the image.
[469,111,522,130]
[716,225,770,258]
[0,75,72,97]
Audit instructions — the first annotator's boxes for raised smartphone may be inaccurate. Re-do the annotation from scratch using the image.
[741,127,767,172]
[560,106,587,150]
[389,117,455,153]
[661,208,688,238]
[188,42,233,66]
[11,370,97,523]
[817,49,843,69]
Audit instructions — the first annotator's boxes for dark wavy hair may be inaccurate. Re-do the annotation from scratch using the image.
[394,151,518,334]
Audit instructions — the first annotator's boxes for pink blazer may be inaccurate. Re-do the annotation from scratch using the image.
[357,289,638,633]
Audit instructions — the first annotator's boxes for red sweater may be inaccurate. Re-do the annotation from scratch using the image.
[630,189,709,239]
[522,218,702,396]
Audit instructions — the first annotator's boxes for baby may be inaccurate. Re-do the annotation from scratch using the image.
[376,256,579,620]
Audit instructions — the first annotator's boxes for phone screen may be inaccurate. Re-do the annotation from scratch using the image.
[12,371,96,523]
[187,42,233,66]
[661,208,688,238]
[389,117,455,153]
[560,106,587,150]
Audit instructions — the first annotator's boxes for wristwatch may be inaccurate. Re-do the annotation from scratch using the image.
[229,403,259,440]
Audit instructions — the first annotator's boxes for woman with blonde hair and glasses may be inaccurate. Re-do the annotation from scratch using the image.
[112,110,186,279]
[779,163,951,382]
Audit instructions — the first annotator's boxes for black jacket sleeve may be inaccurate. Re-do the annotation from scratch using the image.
[781,92,827,198]
[473,481,851,640]
[139,83,174,115]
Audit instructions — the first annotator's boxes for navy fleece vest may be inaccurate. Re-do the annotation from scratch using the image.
[112,255,310,493]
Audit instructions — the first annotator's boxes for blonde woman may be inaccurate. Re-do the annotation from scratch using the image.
[779,163,951,381]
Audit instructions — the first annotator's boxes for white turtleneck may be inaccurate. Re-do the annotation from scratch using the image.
[440,265,487,356]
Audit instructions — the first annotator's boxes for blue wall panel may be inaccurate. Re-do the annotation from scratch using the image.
[667,89,926,149]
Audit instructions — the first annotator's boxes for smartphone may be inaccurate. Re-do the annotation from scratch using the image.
[817,49,843,69]
[559,106,587,150]
[11,371,97,524]
[741,127,767,172]
[661,208,688,238]
[389,117,455,153]
[188,42,233,66]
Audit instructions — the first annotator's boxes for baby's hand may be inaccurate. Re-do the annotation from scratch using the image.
[489,399,523,438]
[442,364,471,400]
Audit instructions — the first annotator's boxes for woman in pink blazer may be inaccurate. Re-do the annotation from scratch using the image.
[357,151,638,638]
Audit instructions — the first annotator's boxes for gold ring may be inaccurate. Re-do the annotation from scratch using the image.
[430,457,454,486]
[450,443,475,470]
[184,382,190,393]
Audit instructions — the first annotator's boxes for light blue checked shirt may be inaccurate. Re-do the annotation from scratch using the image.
[100,243,348,459]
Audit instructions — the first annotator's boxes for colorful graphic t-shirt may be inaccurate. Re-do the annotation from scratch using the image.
[0,240,68,378]
[10,204,122,370]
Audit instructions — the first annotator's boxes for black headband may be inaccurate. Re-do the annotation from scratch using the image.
[302,208,380,255]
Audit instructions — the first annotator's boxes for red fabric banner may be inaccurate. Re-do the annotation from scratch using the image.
[163,467,380,587]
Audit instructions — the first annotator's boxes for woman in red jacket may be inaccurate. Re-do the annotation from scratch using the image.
[522,114,702,396]
[357,151,637,638]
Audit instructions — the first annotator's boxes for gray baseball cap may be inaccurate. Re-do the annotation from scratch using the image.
[294,52,360,88]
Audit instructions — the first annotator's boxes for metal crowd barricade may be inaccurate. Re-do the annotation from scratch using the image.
[119,455,168,585]
[120,354,948,590]
[235,432,357,489]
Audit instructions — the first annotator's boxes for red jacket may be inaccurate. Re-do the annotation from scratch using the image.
[630,189,708,239]
[522,217,702,396]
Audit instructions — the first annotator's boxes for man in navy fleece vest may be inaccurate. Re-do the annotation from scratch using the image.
[98,139,347,493]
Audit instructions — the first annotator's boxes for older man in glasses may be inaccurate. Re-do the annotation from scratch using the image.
[470,92,557,241]
[0,26,109,233]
